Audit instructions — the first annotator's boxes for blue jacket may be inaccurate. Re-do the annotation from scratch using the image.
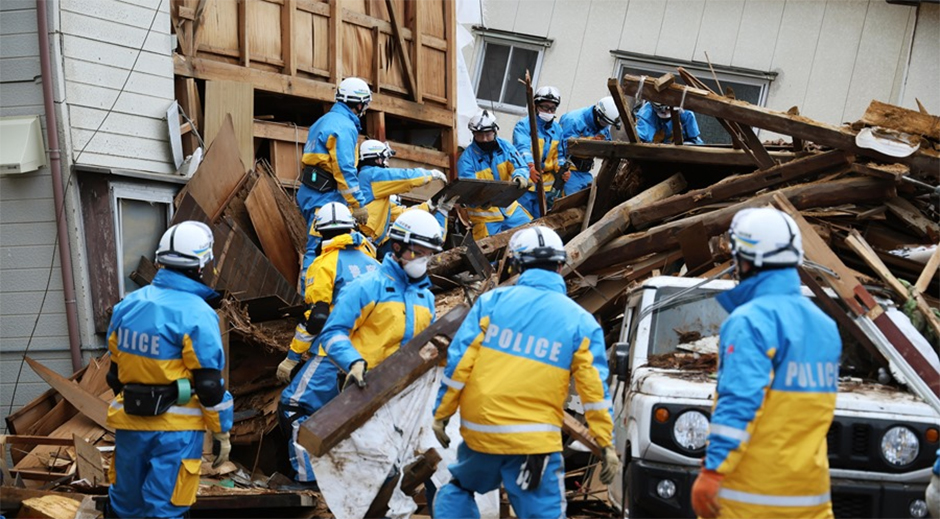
[359,164,435,246]
[635,102,704,144]
[513,117,566,191]
[560,106,611,163]
[319,254,436,369]
[107,269,234,433]
[434,268,613,455]
[301,102,366,209]
[707,268,840,514]
[457,138,530,224]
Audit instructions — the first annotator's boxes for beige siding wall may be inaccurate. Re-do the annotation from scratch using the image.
[473,0,937,142]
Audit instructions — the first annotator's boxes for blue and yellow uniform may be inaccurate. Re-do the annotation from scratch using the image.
[298,102,365,269]
[319,253,436,370]
[280,231,378,482]
[707,268,840,518]
[513,117,566,218]
[457,138,532,240]
[106,268,234,518]
[559,106,612,194]
[359,164,435,249]
[635,102,705,144]
[433,268,613,518]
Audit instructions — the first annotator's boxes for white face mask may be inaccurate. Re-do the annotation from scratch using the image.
[538,112,555,123]
[402,256,430,279]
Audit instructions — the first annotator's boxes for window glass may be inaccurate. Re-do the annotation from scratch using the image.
[473,35,547,113]
[119,198,168,295]
[648,287,727,356]
[476,41,510,103]
[502,47,539,107]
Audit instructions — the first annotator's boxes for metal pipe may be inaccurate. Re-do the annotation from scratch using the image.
[36,0,83,372]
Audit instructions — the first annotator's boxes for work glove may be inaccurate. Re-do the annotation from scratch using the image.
[527,163,540,183]
[343,360,367,390]
[276,357,298,384]
[429,169,447,183]
[211,431,231,469]
[512,176,529,189]
[691,469,724,519]
[599,447,621,485]
[432,418,450,449]
[561,169,571,182]
[428,195,459,216]
[352,206,370,226]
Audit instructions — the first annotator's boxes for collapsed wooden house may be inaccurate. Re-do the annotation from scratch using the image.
[4,67,939,518]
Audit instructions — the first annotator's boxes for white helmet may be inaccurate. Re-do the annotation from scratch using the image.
[594,96,620,127]
[650,101,673,119]
[729,207,803,268]
[468,109,499,132]
[155,221,214,270]
[336,77,372,104]
[315,202,356,233]
[509,226,566,269]
[360,139,394,162]
[534,86,561,106]
[389,209,443,251]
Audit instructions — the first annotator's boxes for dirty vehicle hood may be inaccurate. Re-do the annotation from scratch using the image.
[632,366,715,400]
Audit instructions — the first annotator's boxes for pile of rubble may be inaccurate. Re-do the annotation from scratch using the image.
[3,71,938,518]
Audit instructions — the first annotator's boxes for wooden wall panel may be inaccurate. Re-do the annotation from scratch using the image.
[381,32,406,93]
[421,47,446,101]
[201,0,239,53]
[344,24,375,84]
[295,10,314,71]
[312,12,330,72]
[421,0,445,39]
[249,0,284,65]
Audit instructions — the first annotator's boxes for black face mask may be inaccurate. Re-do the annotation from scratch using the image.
[476,140,499,153]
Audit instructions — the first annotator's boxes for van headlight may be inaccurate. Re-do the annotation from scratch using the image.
[880,426,919,466]
[673,410,709,451]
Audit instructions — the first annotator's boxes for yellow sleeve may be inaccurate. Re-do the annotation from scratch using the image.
[304,251,339,306]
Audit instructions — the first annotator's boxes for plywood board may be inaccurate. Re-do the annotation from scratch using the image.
[184,114,248,218]
[204,80,254,169]
[435,179,525,208]
[245,179,300,284]
[270,140,303,183]
[72,434,106,486]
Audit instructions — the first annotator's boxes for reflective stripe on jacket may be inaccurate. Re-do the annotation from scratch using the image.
[359,164,433,245]
[319,253,436,369]
[106,269,234,433]
[457,139,530,226]
[707,268,840,517]
[301,102,366,209]
[434,268,613,455]
[512,117,566,191]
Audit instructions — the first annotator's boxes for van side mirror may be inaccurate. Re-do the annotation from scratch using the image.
[614,342,631,382]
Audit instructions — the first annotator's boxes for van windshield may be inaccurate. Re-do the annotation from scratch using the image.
[647,287,727,356]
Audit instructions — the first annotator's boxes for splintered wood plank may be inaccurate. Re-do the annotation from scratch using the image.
[17,495,81,519]
[72,434,106,486]
[563,413,601,456]
[204,80,254,169]
[246,179,300,284]
[885,196,940,241]
[25,358,110,431]
[858,100,940,141]
[607,78,638,143]
[567,140,797,166]
[183,114,248,219]
[916,246,940,294]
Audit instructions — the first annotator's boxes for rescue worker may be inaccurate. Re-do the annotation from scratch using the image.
[431,226,620,519]
[105,221,234,519]
[458,109,533,240]
[299,77,372,276]
[513,86,570,218]
[356,139,453,257]
[559,96,620,193]
[636,100,705,144]
[691,207,841,519]
[276,202,378,486]
[318,208,441,371]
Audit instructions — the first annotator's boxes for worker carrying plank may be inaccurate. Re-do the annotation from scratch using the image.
[513,86,570,217]
[431,226,619,519]
[356,139,454,258]
[276,202,379,487]
[691,207,841,519]
[559,96,621,193]
[298,77,373,285]
[458,109,533,239]
[104,221,234,518]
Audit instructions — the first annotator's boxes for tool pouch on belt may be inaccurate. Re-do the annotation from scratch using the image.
[570,156,594,172]
[122,383,179,416]
[515,454,549,491]
[301,165,339,193]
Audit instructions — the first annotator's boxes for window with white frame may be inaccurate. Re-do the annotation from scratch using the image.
[613,52,776,145]
[473,28,552,114]
[111,183,175,297]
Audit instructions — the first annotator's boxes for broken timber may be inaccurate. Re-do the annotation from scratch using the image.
[25,357,111,432]
[566,140,798,166]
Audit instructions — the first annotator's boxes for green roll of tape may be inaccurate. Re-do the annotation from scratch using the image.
[176,378,192,405]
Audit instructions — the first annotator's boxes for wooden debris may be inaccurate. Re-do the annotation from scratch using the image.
[16,495,81,519]
[71,435,105,487]
[246,177,300,284]
[178,114,248,221]
[857,99,940,141]
[25,357,110,432]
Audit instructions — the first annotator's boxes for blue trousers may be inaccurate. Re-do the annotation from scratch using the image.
[434,443,565,519]
[108,429,204,519]
[279,356,341,482]
[565,170,593,194]
[517,191,543,219]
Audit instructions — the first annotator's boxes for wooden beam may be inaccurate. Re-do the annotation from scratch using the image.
[562,173,687,275]
[850,161,909,182]
[0,435,74,447]
[298,305,471,456]
[915,246,940,295]
[329,0,341,83]
[885,196,940,240]
[567,140,798,166]
[238,0,249,66]
[385,0,419,102]
[281,0,296,76]
[190,0,210,57]
[858,99,940,141]
[581,176,894,273]
[413,0,424,104]
[652,73,674,92]
[586,158,622,225]
[25,357,111,432]
[620,74,940,175]
[629,150,850,229]
[606,78,638,143]
[175,55,455,127]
